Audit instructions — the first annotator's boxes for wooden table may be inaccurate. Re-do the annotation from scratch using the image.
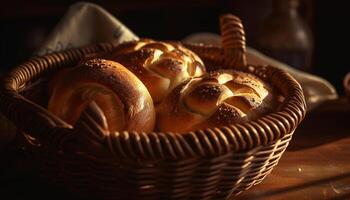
[0,98,349,199]
[236,98,350,200]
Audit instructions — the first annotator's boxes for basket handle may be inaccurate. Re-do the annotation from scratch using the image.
[220,14,247,69]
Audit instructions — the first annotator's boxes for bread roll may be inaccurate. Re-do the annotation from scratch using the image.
[156,70,277,133]
[48,58,156,133]
[100,39,206,103]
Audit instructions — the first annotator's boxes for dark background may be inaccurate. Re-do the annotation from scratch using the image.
[0,1,349,199]
[0,0,349,95]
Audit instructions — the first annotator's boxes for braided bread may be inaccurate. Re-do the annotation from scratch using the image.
[100,39,206,103]
[156,70,277,133]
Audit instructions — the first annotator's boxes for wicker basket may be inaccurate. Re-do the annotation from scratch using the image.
[0,15,306,199]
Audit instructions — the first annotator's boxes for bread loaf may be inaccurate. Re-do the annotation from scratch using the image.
[156,70,277,133]
[48,58,156,133]
[100,39,206,103]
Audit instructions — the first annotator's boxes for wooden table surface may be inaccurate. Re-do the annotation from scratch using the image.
[0,98,349,199]
[236,98,350,200]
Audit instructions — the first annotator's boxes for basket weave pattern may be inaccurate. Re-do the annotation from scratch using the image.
[0,15,306,199]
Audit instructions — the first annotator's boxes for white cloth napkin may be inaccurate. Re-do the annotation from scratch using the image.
[36,2,337,111]
[36,2,137,56]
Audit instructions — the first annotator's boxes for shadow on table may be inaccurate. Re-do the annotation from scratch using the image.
[287,98,350,152]
[241,171,350,200]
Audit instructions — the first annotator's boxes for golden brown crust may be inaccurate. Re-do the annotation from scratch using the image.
[48,58,156,133]
[99,39,206,103]
[156,70,277,133]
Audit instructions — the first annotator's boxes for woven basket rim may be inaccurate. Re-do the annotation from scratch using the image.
[0,40,306,160]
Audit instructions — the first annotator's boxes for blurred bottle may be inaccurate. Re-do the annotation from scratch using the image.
[254,0,313,71]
